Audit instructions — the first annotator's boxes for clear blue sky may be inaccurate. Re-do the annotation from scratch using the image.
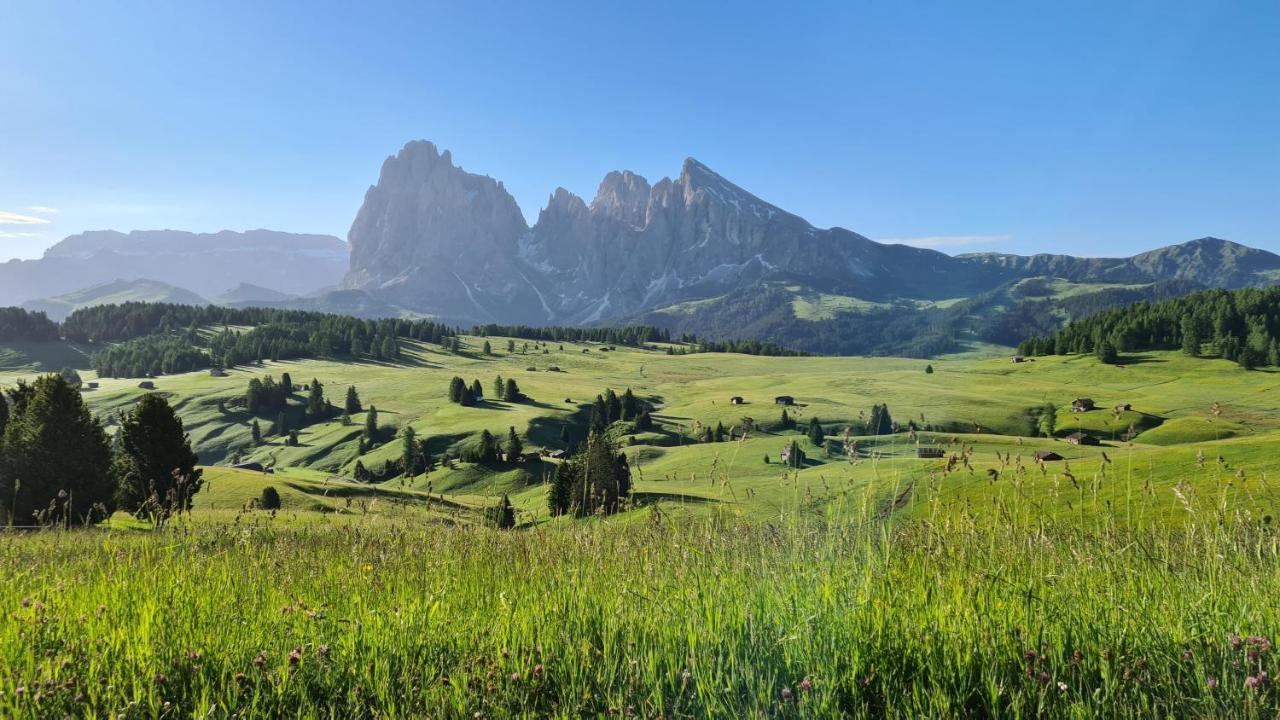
[2,1,1277,261]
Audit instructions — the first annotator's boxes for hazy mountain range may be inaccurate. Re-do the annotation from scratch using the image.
[6,140,1278,355]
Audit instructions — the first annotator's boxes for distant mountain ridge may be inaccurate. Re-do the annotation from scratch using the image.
[22,279,210,321]
[339,141,1278,352]
[0,229,348,308]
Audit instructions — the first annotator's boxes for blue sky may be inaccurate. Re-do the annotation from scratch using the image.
[1,1,1277,261]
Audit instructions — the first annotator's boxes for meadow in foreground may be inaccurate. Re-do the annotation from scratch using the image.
[1,492,1278,719]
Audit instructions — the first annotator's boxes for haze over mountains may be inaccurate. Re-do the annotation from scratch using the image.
[7,140,1278,355]
[0,230,348,310]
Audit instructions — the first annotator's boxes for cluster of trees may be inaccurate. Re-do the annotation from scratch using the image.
[92,333,210,377]
[547,432,631,517]
[460,426,527,464]
[470,324,669,347]
[207,322,402,369]
[0,307,60,342]
[1017,286,1280,369]
[589,388,647,433]
[0,376,200,526]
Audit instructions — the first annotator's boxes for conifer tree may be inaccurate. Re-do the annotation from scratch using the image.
[0,375,116,526]
[505,426,523,460]
[471,379,484,400]
[116,389,203,517]
[494,375,505,400]
[807,417,824,447]
[251,419,262,445]
[364,405,378,443]
[504,378,522,403]
[345,385,362,414]
[401,425,418,479]
[483,341,492,355]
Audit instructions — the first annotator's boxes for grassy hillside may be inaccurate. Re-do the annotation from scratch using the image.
[6,332,1280,526]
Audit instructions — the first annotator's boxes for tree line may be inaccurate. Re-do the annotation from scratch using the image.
[1017,286,1280,369]
[0,307,60,342]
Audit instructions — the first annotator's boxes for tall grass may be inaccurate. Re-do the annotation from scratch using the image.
[0,494,1277,718]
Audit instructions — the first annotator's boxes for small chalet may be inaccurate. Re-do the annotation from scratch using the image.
[1114,402,1132,412]
[1011,356,1026,363]
[1071,398,1095,413]
[916,447,945,459]
[1066,432,1100,446]
[775,395,795,406]
[138,381,156,390]
[548,449,567,460]
[547,365,561,372]
[519,452,542,464]
[210,368,227,377]
[730,396,745,405]
[84,381,99,390]
[1034,450,1064,462]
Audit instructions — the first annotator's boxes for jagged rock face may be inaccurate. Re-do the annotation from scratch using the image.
[342,140,1280,326]
[344,140,546,323]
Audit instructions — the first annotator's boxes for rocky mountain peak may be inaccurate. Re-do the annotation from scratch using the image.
[590,170,651,227]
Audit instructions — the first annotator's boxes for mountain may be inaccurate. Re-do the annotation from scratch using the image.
[211,283,297,305]
[342,141,1278,354]
[22,278,210,321]
[0,230,348,308]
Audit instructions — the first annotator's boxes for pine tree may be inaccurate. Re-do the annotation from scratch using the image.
[0,392,8,440]
[275,411,288,436]
[507,339,516,353]
[281,372,293,394]
[0,375,116,526]
[925,364,934,374]
[364,405,378,443]
[635,410,653,431]
[494,375,505,400]
[621,389,638,420]
[1037,402,1057,438]
[780,408,793,430]
[345,385,362,414]
[807,417,824,447]
[1181,314,1200,357]
[448,376,466,403]
[350,337,364,358]
[483,341,492,355]
[548,462,573,516]
[504,378,522,403]
[590,396,608,433]
[99,407,202,516]
[259,486,281,510]
[288,430,299,446]
[560,424,572,445]
[486,494,516,529]
[305,378,326,421]
[471,379,484,400]
[251,419,262,445]
[605,389,621,423]
[505,426,523,461]
[401,425,418,479]
[714,421,727,442]
[868,404,894,435]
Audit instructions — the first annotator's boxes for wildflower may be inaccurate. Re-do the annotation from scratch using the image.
[1245,676,1260,690]
[510,672,520,682]
[1071,649,1083,667]
[20,597,30,608]
[234,672,247,685]
[1037,671,1050,685]
[1206,675,1218,689]
[1101,649,1112,661]
[533,664,545,678]
[288,647,302,666]
[1230,634,1244,650]
[781,687,793,701]
[1122,669,1135,682]
[1182,649,1193,662]
[316,644,331,659]
[799,676,812,692]
[1135,657,1148,670]
[252,651,267,668]
[1057,681,1068,692]
[1023,649,1038,663]
[154,672,166,685]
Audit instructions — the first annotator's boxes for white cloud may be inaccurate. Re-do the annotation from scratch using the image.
[27,206,60,214]
[0,210,51,225]
[0,231,41,239]
[876,234,1012,249]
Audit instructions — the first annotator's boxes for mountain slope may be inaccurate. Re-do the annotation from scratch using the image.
[0,230,348,307]
[22,278,210,321]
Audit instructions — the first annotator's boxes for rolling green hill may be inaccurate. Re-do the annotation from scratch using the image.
[8,329,1278,527]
